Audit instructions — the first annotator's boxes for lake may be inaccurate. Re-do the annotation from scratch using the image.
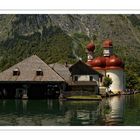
[0,94,139,126]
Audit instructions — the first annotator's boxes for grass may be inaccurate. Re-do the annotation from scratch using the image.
[66,95,102,100]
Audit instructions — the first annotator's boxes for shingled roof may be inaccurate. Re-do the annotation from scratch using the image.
[49,63,72,82]
[69,60,103,76]
[0,55,64,82]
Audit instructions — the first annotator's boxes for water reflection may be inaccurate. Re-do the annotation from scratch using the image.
[0,100,67,125]
[0,99,101,125]
[65,101,102,125]
[123,94,140,125]
[102,96,124,126]
[0,95,138,126]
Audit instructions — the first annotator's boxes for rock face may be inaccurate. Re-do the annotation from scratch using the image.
[0,14,140,72]
[1,15,140,45]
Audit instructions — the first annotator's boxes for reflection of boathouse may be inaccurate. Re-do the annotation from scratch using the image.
[0,55,65,99]
[0,99,102,125]
[66,101,102,125]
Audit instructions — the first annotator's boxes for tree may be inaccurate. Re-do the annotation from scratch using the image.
[126,71,139,89]
[103,76,113,93]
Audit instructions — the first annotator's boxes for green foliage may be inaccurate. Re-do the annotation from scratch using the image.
[127,15,140,28]
[126,71,139,89]
[0,26,77,71]
[103,76,113,88]
[0,14,140,91]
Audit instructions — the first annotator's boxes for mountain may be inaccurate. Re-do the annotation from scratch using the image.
[0,14,140,88]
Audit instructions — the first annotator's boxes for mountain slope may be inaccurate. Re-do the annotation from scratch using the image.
[0,14,140,88]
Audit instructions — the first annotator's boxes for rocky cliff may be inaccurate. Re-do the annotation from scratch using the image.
[0,14,140,88]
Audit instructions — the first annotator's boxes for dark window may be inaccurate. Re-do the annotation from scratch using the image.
[13,69,20,76]
[90,76,93,81]
[100,77,103,82]
[36,69,43,76]
[74,76,78,81]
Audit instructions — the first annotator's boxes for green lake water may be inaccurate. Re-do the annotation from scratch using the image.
[0,94,139,126]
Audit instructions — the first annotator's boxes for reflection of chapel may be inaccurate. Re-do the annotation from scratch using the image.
[86,39,125,93]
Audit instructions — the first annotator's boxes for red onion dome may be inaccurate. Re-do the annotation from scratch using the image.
[106,55,124,69]
[103,39,113,48]
[91,56,106,69]
[86,42,95,52]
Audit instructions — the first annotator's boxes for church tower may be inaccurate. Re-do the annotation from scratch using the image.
[86,42,95,63]
[86,39,126,93]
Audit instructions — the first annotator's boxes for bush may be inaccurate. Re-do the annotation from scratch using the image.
[103,76,113,89]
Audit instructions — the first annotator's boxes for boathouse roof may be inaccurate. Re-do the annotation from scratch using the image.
[0,55,65,82]
[49,63,72,82]
[69,60,103,76]
[49,61,103,85]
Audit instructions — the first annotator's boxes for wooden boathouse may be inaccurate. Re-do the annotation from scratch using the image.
[0,55,65,99]
[50,61,103,96]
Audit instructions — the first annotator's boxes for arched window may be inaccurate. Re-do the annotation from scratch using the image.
[89,76,93,81]
[74,76,78,81]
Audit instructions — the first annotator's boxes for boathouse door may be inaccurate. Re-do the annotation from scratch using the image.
[15,88,25,98]
[15,86,28,99]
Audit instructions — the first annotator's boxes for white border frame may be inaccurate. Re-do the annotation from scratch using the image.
[0,0,140,130]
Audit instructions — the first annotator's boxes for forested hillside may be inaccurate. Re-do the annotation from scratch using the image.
[0,14,140,89]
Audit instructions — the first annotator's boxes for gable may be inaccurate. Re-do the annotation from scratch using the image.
[69,60,102,76]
